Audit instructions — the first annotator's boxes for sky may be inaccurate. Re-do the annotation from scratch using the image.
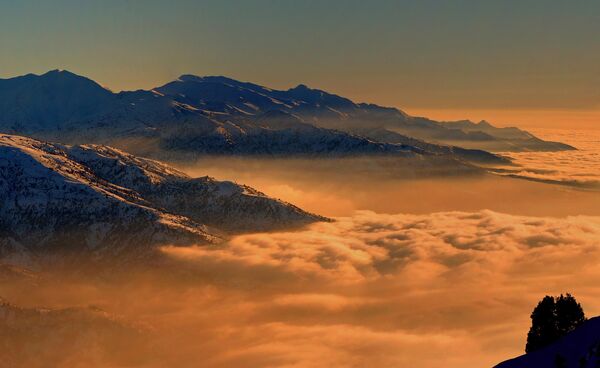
[0,0,598,127]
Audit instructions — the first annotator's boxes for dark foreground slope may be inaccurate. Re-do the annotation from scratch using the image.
[495,317,600,368]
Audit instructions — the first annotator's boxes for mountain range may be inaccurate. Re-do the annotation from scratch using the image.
[0,70,574,166]
[156,75,572,152]
[0,134,324,265]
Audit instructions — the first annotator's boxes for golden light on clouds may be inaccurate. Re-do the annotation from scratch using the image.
[159,209,600,367]
[5,209,600,367]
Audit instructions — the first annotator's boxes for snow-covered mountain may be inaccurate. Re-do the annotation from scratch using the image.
[0,70,555,165]
[0,134,324,264]
[495,317,600,368]
[62,142,326,232]
[0,70,114,133]
[154,74,574,152]
[345,126,508,164]
[0,71,434,160]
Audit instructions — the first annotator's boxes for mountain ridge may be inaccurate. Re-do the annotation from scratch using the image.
[0,70,572,165]
[0,134,325,266]
[153,73,574,153]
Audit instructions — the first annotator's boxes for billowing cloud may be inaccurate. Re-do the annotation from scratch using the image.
[3,208,599,367]
[156,210,600,367]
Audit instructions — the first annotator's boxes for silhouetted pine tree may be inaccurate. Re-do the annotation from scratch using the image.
[525,294,587,353]
[556,293,586,336]
[526,296,558,353]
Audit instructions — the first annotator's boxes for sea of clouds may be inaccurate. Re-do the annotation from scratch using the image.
[501,129,600,188]
[159,209,600,367]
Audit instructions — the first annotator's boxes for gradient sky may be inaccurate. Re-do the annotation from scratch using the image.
[1,0,598,117]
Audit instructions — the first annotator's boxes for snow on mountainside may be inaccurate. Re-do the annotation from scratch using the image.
[0,70,113,132]
[495,317,600,368]
[0,70,561,163]
[346,126,509,164]
[0,134,324,265]
[64,143,326,232]
[154,74,574,153]
[0,71,433,160]
[0,134,216,264]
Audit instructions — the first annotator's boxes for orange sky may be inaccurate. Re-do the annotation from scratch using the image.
[406,108,600,131]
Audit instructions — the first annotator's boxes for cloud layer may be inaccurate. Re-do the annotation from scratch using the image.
[3,209,599,367]
[500,129,600,188]
[158,209,600,367]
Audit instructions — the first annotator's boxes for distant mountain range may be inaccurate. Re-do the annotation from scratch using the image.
[495,317,600,368]
[0,134,324,265]
[0,70,573,165]
[156,75,573,152]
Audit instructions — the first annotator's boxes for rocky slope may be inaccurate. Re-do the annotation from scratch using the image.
[0,134,324,264]
[63,142,326,232]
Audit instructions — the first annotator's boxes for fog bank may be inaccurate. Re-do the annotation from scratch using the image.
[2,210,600,367]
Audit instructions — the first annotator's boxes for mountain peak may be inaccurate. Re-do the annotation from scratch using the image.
[177,75,240,85]
[35,69,109,89]
[40,69,89,80]
[0,69,114,131]
[177,74,202,82]
[44,68,70,75]
[293,83,310,90]
[1,69,86,83]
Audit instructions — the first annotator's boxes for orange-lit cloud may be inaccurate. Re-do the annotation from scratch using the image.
[3,209,600,367]
[498,129,600,188]
[155,210,600,367]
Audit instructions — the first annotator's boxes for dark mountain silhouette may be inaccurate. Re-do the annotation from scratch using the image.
[0,70,571,166]
[154,74,574,152]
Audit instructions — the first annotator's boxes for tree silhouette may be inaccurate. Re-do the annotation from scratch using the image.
[526,296,558,353]
[525,294,587,353]
[555,294,586,336]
